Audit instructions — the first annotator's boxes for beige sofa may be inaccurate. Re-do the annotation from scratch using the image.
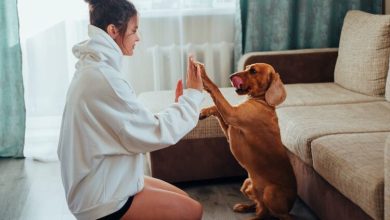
[139,11,390,220]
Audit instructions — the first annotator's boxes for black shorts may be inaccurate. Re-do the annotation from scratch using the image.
[97,196,134,220]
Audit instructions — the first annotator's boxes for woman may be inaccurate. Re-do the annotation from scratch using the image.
[57,0,204,219]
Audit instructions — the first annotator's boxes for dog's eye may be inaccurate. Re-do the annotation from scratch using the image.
[249,68,257,75]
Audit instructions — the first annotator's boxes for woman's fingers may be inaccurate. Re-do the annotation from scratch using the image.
[185,55,203,91]
[187,55,194,76]
[175,79,183,102]
[187,55,194,86]
[196,64,202,79]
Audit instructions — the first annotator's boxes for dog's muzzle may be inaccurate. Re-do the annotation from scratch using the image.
[231,76,244,90]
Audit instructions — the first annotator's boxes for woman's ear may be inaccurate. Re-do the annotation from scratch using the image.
[265,72,286,107]
[106,24,119,39]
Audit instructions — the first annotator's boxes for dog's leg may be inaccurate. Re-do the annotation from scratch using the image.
[262,185,295,220]
[233,203,256,213]
[199,106,217,120]
[233,200,269,219]
[200,106,230,141]
[240,178,255,199]
[199,105,229,142]
[197,64,241,126]
[234,179,269,219]
[254,200,269,219]
[234,178,256,212]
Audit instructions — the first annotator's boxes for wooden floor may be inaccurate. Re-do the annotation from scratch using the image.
[0,158,318,220]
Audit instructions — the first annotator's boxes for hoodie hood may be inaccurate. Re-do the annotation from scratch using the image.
[73,25,123,72]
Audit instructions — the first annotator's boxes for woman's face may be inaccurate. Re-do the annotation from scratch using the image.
[115,15,140,56]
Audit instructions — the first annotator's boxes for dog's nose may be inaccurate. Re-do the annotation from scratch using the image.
[231,76,243,89]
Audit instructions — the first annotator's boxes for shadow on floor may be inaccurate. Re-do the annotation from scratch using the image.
[177,177,319,220]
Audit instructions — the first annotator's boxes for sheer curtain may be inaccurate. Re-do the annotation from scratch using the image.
[19,0,236,161]
[0,0,25,158]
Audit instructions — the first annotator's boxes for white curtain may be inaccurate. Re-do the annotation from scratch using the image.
[19,0,236,161]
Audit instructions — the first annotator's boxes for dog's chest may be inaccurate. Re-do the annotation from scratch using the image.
[227,118,280,165]
[227,126,254,163]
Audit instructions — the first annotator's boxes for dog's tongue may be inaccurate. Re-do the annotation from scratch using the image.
[231,76,243,89]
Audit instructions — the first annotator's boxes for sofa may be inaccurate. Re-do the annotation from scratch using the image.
[138,11,390,220]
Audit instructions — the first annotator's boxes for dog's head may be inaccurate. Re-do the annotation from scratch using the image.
[230,63,286,106]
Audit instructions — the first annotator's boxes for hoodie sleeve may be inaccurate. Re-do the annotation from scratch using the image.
[85,70,204,154]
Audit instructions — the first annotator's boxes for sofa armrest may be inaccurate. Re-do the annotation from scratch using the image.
[386,135,390,220]
[237,48,338,84]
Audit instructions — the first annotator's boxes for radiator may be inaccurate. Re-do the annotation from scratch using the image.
[149,42,234,90]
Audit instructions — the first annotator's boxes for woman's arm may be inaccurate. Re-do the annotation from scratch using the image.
[84,57,204,154]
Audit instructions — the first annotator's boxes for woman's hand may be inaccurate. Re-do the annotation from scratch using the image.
[175,56,203,102]
[174,79,183,102]
[186,56,203,92]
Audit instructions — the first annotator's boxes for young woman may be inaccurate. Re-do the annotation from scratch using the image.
[57,0,204,219]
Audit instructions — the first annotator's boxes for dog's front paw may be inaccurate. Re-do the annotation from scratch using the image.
[199,109,209,120]
[196,62,213,92]
[196,62,207,77]
[199,114,207,120]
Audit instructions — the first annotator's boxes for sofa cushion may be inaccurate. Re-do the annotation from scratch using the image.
[281,83,383,107]
[277,101,390,165]
[311,132,389,220]
[334,10,390,96]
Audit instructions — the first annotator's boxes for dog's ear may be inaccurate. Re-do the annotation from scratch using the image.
[265,72,286,106]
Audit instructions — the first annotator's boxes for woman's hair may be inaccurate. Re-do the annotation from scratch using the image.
[84,0,137,36]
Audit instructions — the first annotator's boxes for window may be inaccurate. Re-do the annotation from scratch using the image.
[19,0,236,160]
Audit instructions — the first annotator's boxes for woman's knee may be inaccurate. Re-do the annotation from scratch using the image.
[185,199,203,220]
[125,187,202,220]
[193,200,203,220]
[173,197,203,220]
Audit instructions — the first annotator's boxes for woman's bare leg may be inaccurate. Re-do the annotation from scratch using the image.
[122,176,202,220]
[143,176,188,196]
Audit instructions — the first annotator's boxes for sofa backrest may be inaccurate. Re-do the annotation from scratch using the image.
[238,48,338,84]
[334,10,390,97]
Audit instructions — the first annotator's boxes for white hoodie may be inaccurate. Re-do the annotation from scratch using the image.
[57,25,204,220]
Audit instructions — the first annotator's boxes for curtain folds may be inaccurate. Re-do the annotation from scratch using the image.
[0,0,26,157]
[234,0,383,68]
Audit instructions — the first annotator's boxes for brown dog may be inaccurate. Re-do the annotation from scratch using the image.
[198,63,297,220]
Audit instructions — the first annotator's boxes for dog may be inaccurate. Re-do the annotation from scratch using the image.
[197,63,297,220]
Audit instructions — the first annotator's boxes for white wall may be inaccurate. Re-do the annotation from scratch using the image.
[387,0,390,14]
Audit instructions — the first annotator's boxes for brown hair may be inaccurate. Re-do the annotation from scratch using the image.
[84,0,137,37]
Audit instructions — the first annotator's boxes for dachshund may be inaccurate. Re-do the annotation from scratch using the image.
[198,63,297,220]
